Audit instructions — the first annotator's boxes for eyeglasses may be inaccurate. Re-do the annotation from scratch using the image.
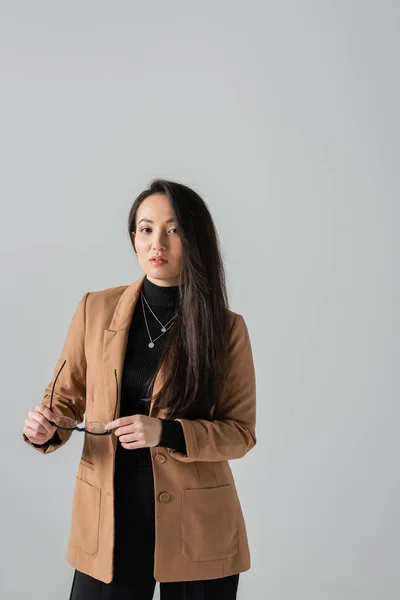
[48,359,119,436]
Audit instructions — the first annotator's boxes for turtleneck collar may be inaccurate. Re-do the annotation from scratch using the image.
[141,275,180,308]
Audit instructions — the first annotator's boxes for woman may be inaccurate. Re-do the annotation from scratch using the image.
[22,179,257,600]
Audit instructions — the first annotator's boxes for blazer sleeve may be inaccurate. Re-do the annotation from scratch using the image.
[22,292,90,455]
[167,313,257,463]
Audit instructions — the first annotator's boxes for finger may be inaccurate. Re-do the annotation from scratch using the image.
[24,421,48,436]
[114,424,141,437]
[26,417,54,438]
[24,423,49,442]
[119,431,143,444]
[121,441,143,450]
[104,417,132,430]
[105,416,137,431]
[115,420,145,437]
[29,410,56,435]
[36,404,58,422]
[26,415,49,436]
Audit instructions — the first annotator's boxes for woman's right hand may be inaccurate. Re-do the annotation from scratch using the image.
[23,403,59,445]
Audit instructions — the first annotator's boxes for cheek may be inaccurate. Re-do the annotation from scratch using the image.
[172,240,184,259]
[135,237,147,251]
[135,241,149,262]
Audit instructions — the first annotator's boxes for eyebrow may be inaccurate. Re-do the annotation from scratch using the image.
[137,218,176,225]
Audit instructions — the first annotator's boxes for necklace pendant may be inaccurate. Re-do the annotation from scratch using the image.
[161,327,166,333]
[148,342,155,348]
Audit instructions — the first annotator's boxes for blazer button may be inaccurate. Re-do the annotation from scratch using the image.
[155,454,166,463]
[159,492,170,503]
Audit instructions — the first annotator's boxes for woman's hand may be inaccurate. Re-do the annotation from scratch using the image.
[104,414,163,449]
[23,403,58,445]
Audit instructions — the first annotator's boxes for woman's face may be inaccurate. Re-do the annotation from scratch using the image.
[132,193,183,286]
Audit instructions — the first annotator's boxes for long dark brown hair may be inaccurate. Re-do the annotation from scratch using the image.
[128,178,231,420]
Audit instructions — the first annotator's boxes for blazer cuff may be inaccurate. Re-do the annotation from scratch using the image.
[30,430,63,448]
[156,419,187,454]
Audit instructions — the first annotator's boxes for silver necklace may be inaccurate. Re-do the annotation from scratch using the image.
[140,291,178,348]
[141,291,177,332]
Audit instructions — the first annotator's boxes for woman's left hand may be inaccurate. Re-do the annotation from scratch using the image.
[104,414,163,449]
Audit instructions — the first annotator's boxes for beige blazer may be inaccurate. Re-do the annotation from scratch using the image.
[23,275,257,583]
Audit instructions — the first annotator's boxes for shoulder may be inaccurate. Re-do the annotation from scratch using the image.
[226,310,252,353]
[83,283,130,317]
[86,284,129,303]
[227,309,246,330]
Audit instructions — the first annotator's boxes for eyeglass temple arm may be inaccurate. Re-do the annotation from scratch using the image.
[112,369,119,422]
[51,362,119,425]
[50,359,67,412]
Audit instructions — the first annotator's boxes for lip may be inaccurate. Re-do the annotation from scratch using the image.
[149,257,168,264]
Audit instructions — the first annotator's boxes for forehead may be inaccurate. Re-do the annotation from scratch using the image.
[137,194,175,223]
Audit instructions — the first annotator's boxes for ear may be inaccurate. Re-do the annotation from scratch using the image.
[130,231,137,254]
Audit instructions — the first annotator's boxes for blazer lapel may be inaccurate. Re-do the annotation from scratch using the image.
[102,274,166,430]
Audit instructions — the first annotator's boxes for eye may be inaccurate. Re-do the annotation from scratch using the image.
[139,227,179,234]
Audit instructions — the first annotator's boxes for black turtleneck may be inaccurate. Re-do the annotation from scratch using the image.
[117,275,186,466]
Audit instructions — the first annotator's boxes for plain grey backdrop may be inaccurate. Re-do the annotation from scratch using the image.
[1,1,399,598]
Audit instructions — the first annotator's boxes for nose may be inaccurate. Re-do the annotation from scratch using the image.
[151,231,167,250]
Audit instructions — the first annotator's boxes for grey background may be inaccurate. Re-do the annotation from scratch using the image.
[1,1,399,598]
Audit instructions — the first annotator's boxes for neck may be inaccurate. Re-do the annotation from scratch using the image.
[141,275,180,308]
[146,274,181,287]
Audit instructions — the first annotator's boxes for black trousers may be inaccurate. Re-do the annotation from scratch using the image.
[69,447,240,599]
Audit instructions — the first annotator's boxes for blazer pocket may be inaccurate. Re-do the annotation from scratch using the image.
[181,484,238,562]
[70,477,101,556]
